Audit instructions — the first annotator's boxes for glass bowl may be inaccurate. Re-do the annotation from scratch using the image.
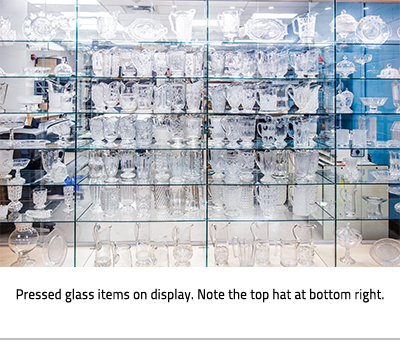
[360,97,388,113]
[371,170,400,181]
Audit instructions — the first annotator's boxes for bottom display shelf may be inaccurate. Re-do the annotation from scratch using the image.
[0,243,383,267]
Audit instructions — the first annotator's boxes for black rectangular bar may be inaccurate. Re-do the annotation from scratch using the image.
[16,288,384,304]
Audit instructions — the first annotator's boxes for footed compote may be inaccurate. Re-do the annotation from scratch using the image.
[337,223,362,265]
[5,158,29,184]
[8,223,38,267]
[353,54,372,79]
[360,97,387,114]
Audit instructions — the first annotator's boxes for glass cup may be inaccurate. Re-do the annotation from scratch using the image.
[90,116,104,147]
[275,239,299,267]
[63,185,74,213]
[120,150,136,180]
[209,50,225,77]
[135,150,153,182]
[33,187,47,210]
[136,119,153,148]
[337,129,350,148]
[101,186,120,217]
[104,150,120,183]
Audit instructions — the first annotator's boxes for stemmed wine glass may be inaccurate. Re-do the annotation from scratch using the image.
[353,54,372,79]
[5,158,30,184]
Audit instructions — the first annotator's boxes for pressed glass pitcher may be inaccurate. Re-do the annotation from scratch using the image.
[93,223,112,267]
[169,9,196,42]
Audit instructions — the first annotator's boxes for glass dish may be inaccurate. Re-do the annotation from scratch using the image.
[23,67,51,77]
[25,209,52,219]
[370,238,400,267]
[244,18,288,41]
[124,19,168,41]
[41,228,68,267]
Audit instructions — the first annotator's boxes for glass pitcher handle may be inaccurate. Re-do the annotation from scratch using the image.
[256,122,264,138]
[168,12,177,35]
[292,18,299,35]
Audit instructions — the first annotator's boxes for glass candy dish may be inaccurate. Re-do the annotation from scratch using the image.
[360,97,387,113]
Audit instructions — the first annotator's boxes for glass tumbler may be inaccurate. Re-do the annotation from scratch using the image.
[136,120,153,148]
[63,185,74,213]
[89,116,104,147]
[101,186,120,217]
[33,187,47,210]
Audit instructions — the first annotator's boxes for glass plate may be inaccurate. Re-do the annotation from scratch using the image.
[41,228,68,267]
[370,238,400,267]
[244,18,288,41]
[22,12,57,41]
[125,19,168,41]
[14,140,50,148]
[356,15,391,44]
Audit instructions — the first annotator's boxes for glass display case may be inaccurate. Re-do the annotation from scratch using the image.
[0,0,399,267]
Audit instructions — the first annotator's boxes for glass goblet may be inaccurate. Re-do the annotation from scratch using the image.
[5,158,30,184]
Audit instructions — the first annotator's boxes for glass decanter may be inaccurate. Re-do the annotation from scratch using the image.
[54,57,73,77]
[8,223,38,267]
[337,223,362,265]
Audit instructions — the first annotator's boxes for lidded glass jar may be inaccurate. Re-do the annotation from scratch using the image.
[337,223,362,265]
[337,56,356,78]
[8,223,39,267]
[330,10,358,42]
